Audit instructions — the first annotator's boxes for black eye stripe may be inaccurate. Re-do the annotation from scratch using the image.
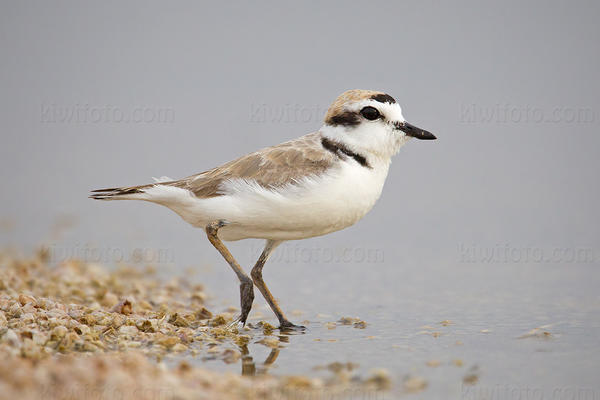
[360,106,380,121]
[328,111,361,127]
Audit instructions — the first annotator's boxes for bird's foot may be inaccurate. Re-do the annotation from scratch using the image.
[278,320,306,332]
[227,315,247,329]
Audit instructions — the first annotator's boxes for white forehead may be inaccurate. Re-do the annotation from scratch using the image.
[346,99,405,123]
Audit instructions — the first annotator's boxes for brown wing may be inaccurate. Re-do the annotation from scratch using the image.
[169,132,335,198]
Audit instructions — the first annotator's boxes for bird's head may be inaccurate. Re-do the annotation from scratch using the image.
[321,89,436,160]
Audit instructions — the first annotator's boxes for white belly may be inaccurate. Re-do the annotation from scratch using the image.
[146,159,391,241]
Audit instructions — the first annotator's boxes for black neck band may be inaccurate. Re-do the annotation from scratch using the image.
[321,136,371,169]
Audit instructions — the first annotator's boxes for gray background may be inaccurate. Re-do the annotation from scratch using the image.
[1,0,599,396]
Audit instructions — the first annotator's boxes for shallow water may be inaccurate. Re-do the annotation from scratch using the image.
[167,246,600,399]
[3,210,599,398]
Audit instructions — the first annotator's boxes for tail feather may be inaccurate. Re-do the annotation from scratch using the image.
[90,184,153,200]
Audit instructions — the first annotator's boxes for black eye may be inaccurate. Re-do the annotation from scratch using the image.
[360,106,380,121]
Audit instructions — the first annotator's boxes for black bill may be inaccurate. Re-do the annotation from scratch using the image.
[396,122,437,140]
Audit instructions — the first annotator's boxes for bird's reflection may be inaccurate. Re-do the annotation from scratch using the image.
[238,328,303,376]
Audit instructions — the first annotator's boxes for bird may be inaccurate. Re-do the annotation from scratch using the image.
[91,89,436,330]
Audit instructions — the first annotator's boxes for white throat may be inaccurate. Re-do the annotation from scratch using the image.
[319,123,411,165]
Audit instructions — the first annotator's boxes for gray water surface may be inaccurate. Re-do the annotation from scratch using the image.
[177,243,600,399]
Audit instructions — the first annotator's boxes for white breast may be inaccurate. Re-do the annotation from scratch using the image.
[181,158,392,241]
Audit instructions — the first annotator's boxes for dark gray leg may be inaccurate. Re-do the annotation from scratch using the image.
[251,240,305,330]
[205,220,254,325]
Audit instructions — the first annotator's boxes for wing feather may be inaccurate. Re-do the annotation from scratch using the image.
[170,132,335,198]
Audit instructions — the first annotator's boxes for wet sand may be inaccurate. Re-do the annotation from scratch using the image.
[0,250,392,399]
[1,247,599,399]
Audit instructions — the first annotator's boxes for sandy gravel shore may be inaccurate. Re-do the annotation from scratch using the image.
[0,250,390,400]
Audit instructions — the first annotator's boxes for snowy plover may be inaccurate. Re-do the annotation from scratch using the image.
[91,89,436,329]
